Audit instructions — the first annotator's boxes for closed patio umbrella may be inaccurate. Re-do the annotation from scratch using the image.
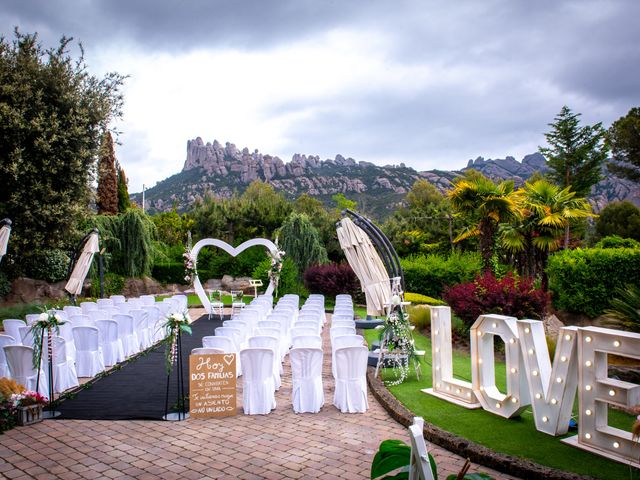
[65,231,100,296]
[337,217,391,316]
[0,219,11,264]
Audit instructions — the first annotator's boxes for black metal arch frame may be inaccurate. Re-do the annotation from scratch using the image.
[340,209,405,292]
[66,228,103,303]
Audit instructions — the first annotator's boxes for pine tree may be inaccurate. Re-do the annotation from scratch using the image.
[607,107,640,183]
[116,161,131,213]
[540,106,608,197]
[97,132,119,215]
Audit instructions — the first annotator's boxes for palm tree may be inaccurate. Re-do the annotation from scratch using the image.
[500,179,593,289]
[448,174,521,271]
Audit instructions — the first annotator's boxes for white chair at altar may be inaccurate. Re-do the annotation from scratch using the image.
[203,335,241,376]
[291,335,322,350]
[208,290,224,320]
[47,336,79,393]
[113,314,138,357]
[2,319,24,345]
[96,319,124,366]
[4,345,49,399]
[0,334,15,377]
[240,348,276,415]
[247,336,281,388]
[333,345,369,413]
[191,347,224,355]
[290,347,324,413]
[73,326,105,377]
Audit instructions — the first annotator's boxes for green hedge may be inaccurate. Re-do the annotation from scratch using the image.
[152,262,189,285]
[252,257,301,297]
[401,252,482,299]
[547,247,640,317]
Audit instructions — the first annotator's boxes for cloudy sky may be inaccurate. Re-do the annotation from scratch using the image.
[2,1,639,193]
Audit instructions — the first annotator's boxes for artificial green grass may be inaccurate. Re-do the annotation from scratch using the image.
[364,329,639,480]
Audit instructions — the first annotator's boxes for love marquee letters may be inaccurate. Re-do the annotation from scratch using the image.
[424,306,640,467]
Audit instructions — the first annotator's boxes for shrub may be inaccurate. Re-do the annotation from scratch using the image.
[0,271,10,299]
[404,292,447,306]
[23,249,70,283]
[252,257,300,297]
[443,271,550,328]
[89,272,125,297]
[595,235,640,249]
[407,305,431,330]
[303,262,362,301]
[152,262,189,285]
[547,247,640,317]
[604,285,640,333]
[401,252,482,299]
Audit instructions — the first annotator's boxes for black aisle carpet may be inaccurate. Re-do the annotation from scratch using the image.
[55,314,223,420]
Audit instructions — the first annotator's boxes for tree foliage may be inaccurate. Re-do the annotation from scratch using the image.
[0,31,125,256]
[293,194,341,260]
[607,107,640,183]
[594,200,640,241]
[116,160,131,212]
[278,212,328,275]
[152,209,194,246]
[539,106,608,196]
[97,132,119,215]
[448,174,521,271]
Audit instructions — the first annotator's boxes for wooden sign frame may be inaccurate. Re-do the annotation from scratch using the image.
[189,353,237,418]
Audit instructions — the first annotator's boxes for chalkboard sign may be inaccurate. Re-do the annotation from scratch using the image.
[189,353,237,418]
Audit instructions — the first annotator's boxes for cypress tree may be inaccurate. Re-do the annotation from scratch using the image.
[116,160,131,212]
[97,132,119,215]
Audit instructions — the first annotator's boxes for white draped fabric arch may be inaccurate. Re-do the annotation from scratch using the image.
[65,231,100,296]
[336,217,391,316]
[0,223,11,264]
[191,238,278,314]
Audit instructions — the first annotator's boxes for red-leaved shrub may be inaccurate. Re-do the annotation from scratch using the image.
[443,272,549,328]
[303,262,363,302]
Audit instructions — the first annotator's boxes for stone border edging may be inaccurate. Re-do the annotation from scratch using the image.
[366,366,597,480]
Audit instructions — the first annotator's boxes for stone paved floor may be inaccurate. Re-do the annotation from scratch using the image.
[0,309,518,479]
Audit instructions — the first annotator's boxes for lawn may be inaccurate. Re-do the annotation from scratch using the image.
[364,329,639,480]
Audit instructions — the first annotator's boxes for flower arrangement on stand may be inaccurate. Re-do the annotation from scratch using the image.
[379,294,419,386]
[163,311,192,375]
[267,240,286,297]
[29,308,65,370]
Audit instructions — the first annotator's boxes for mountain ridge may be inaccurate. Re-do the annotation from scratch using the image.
[131,137,640,218]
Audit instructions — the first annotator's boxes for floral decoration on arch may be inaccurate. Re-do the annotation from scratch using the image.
[267,239,286,295]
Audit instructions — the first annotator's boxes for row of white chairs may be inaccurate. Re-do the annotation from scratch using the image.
[0,294,187,398]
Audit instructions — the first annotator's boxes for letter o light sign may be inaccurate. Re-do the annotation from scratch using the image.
[470,314,530,418]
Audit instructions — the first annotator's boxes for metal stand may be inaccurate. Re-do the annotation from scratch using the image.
[35,327,61,418]
[163,329,189,421]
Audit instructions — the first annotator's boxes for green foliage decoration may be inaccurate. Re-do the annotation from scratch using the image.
[0,31,125,257]
[547,247,640,317]
[401,252,482,299]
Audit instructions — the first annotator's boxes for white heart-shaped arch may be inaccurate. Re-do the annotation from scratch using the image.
[191,238,278,313]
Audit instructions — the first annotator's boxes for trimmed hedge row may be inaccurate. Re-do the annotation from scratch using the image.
[401,252,482,299]
[547,247,640,317]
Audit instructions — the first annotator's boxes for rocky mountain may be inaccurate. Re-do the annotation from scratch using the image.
[132,137,640,218]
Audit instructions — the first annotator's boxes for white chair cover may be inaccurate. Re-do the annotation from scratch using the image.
[291,335,322,350]
[240,348,276,415]
[333,346,369,413]
[295,320,321,334]
[191,347,225,355]
[215,327,243,352]
[4,345,49,399]
[142,305,163,343]
[25,314,41,325]
[257,320,281,331]
[238,309,260,331]
[203,335,241,377]
[80,302,98,314]
[87,310,108,323]
[73,326,105,377]
[248,335,281,388]
[110,295,126,304]
[140,294,155,306]
[2,319,24,345]
[70,314,97,327]
[48,336,79,393]
[0,334,15,378]
[332,320,356,329]
[96,319,124,366]
[330,326,357,341]
[113,314,139,357]
[291,326,317,339]
[130,309,151,350]
[266,313,292,360]
[332,313,355,323]
[96,298,114,307]
[19,325,36,347]
[290,347,324,413]
[331,334,365,378]
[63,305,82,316]
[57,319,77,363]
